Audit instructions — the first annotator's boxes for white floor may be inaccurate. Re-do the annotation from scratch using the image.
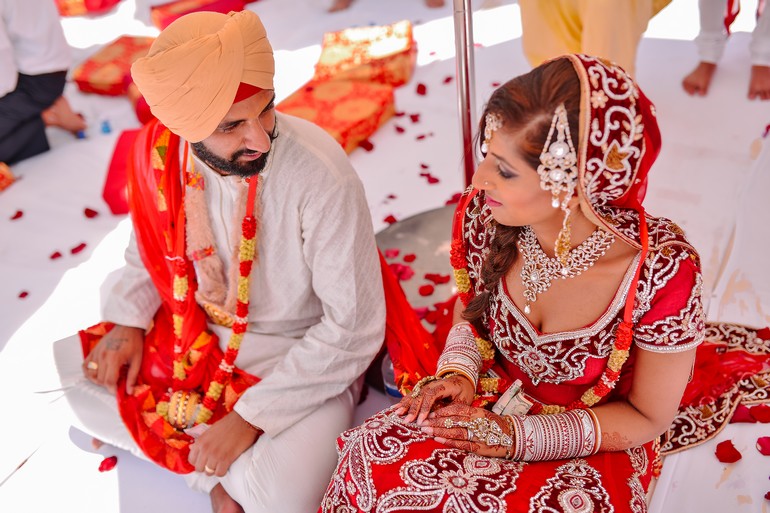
[0,0,768,511]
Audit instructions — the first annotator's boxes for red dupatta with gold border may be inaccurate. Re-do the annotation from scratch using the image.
[79,118,258,474]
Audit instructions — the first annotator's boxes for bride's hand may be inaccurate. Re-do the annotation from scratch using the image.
[395,374,475,424]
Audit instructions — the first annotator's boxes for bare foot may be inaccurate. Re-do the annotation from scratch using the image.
[41,96,87,134]
[748,65,770,100]
[328,0,353,12]
[682,61,717,96]
[210,484,244,513]
[425,0,445,6]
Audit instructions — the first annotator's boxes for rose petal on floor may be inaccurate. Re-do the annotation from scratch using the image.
[98,455,118,472]
[418,284,435,296]
[383,248,400,259]
[71,242,87,254]
[756,436,770,456]
[84,207,99,218]
[715,440,742,463]
[10,210,23,220]
[50,251,62,260]
[403,254,416,263]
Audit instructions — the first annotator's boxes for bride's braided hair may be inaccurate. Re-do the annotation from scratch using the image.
[462,58,581,338]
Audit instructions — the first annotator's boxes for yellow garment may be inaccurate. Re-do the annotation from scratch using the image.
[131,10,275,143]
[518,0,671,77]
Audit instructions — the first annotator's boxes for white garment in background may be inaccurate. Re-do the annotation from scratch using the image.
[696,0,770,65]
[0,0,72,96]
[57,113,385,512]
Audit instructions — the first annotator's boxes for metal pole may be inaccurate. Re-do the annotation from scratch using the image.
[453,0,477,187]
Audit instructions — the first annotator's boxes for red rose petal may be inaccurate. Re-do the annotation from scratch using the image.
[383,248,400,259]
[420,172,440,185]
[416,83,427,96]
[425,273,451,285]
[394,125,405,134]
[757,436,770,456]
[84,207,99,218]
[383,215,398,225]
[491,81,501,87]
[386,194,397,200]
[409,113,421,123]
[359,139,374,152]
[403,254,416,263]
[10,210,23,220]
[730,404,757,423]
[424,309,439,324]
[765,491,770,501]
[389,263,414,281]
[70,242,87,255]
[416,134,426,140]
[418,284,435,296]
[420,163,429,169]
[445,192,462,205]
[443,76,453,84]
[395,111,406,117]
[715,440,742,463]
[750,404,770,423]
[18,291,28,299]
[98,455,118,472]
[50,251,63,260]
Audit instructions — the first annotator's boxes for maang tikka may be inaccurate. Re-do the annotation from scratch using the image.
[481,112,503,154]
[537,103,578,266]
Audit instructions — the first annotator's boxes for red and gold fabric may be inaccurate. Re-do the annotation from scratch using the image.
[277,80,395,154]
[150,0,247,30]
[79,119,259,473]
[72,36,155,96]
[55,0,121,17]
[320,55,769,512]
[312,20,417,88]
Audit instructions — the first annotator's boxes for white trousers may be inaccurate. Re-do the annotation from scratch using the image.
[53,335,356,513]
[696,0,770,66]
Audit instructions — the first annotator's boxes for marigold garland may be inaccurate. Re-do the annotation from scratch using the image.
[451,192,639,416]
[159,156,261,429]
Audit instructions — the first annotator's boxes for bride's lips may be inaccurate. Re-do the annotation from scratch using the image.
[485,195,502,207]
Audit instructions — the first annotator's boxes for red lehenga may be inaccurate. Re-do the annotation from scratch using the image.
[319,192,770,513]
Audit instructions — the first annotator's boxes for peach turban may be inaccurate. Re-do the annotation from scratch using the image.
[131,10,274,142]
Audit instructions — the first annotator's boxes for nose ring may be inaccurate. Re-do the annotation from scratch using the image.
[484,181,490,186]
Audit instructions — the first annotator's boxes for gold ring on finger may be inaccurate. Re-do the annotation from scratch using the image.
[204,465,215,475]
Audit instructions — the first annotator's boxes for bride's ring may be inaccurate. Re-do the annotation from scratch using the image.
[86,361,98,371]
[444,418,455,429]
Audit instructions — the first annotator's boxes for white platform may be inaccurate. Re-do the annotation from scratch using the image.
[0,0,768,511]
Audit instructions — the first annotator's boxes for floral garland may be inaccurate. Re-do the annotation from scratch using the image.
[449,206,636,415]
[159,152,260,428]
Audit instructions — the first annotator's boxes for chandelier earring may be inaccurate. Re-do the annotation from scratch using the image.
[481,112,503,154]
[537,104,578,210]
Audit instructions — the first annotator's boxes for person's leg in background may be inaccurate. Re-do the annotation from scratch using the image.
[683,0,728,96]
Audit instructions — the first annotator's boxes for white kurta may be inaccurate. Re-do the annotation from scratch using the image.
[0,0,72,96]
[58,113,386,511]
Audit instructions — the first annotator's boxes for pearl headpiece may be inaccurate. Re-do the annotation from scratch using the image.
[481,112,503,154]
[537,104,578,209]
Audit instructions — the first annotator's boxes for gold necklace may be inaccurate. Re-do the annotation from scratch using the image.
[517,225,615,314]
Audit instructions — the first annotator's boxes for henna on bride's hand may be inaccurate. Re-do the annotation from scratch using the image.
[436,437,481,453]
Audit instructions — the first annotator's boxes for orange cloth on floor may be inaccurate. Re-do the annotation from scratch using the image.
[72,36,155,96]
[277,80,395,154]
[313,20,417,88]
